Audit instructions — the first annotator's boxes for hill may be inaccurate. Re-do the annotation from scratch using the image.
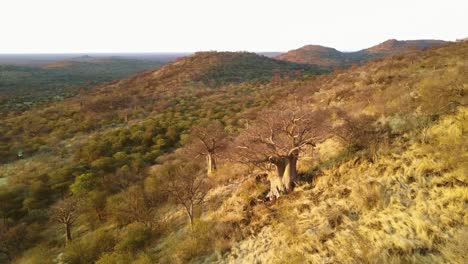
[0,51,328,164]
[131,51,328,88]
[276,39,449,68]
[363,39,448,54]
[275,45,362,68]
[0,52,328,112]
[0,41,466,263]
[66,51,329,116]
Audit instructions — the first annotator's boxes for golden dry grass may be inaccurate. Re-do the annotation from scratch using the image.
[208,107,467,264]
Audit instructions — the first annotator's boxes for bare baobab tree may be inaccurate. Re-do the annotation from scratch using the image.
[50,197,81,245]
[185,120,228,175]
[236,104,333,198]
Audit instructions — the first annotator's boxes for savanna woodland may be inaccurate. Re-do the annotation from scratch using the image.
[0,40,467,264]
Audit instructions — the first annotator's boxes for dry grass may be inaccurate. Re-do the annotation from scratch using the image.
[152,169,270,263]
[213,107,467,263]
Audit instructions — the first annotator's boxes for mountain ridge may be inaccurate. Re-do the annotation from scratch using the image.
[276,39,450,68]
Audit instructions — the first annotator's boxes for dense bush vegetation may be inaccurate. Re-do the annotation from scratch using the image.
[0,58,163,112]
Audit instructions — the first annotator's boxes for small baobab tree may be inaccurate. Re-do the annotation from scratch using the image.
[50,197,81,245]
[185,120,228,175]
[236,105,333,198]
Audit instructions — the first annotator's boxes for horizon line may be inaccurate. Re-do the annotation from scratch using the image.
[0,37,464,56]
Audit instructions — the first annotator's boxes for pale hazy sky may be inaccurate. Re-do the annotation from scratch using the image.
[1,0,467,53]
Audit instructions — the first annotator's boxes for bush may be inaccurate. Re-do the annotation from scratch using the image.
[96,252,154,264]
[96,252,133,264]
[62,229,116,264]
[12,244,54,264]
[70,173,98,195]
[115,223,152,253]
[132,253,154,264]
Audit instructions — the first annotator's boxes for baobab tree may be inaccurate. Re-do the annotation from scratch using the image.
[236,105,333,198]
[185,120,228,175]
[50,197,81,245]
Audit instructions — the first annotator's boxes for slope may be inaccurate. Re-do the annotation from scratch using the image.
[0,41,466,264]
[156,41,467,263]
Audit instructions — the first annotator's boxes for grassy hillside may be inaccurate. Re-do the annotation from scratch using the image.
[0,42,466,264]
[276,39,449,68]
[219,108,467,263]
[0,57,164,112]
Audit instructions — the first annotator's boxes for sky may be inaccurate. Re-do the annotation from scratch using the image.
[1,0,467,53]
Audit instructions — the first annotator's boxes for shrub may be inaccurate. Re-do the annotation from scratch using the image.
[95,252,132,264]
[70,173,98,195]
[62,229,116,264]
[115,223,152,253]
[132,253,154,264]
[12,244,54,264]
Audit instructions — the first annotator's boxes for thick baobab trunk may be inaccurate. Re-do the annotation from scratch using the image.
[268,174,284,199]
[267,156,298,199]
[206,153,216,175]
[282,155,298,191]
[268,159,287,199]
[65,223,72,243]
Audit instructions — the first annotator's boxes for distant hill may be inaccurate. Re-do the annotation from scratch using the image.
[0,53,187,67]
[275,45,357,68]
[257,52,284,58]
[276,39,450,68]
[117,51,329,89]
[362,39,448,54]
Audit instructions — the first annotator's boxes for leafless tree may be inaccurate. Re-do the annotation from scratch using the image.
[159,162,210,226]
[236,104,333,198]
[50,197,81,245]
[106,185,161,230]
[185,121,228,175]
